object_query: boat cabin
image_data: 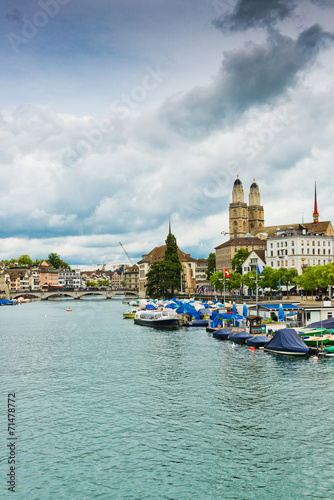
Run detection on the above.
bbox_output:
[246,315,263,335]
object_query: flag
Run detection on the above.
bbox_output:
[256,263,264,274]
[224,268,231,278]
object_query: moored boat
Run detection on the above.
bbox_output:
[228,331,253,345]
[264,328,309,356]
[123,308,138,319]
[212,328,232,340]
[302,336,330,347]
[246,335,270,348]
[185,319,209,327]
[134,310,179,329]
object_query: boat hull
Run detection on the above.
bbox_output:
[264,348,308,356]
[134,318,179,329]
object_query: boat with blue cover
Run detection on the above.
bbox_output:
[212,328,232,340]
[246,335,270,348]
[264,328,309,356]
[228,331,253,344]
[185,319,209,327]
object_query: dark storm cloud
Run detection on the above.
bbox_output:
[6,8,24,23]
[213,0,296,33]
[159,25,334,137]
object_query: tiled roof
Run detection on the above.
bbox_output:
[252,221,333,237]
[215,237,264,250]
[141,245,196,263]
[252,249,266,262]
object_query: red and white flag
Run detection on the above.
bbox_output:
[224,268,231,278]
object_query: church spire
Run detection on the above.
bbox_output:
[313,180,319,225]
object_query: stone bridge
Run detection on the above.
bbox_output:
[10,289,139,300]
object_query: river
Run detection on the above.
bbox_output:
[1,298,334,499]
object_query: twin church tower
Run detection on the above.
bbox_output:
[229,176,264,239]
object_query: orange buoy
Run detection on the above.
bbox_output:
[67,308,72,311]
[313,356,318,361]
[250,346,255,351]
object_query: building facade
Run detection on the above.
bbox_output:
[124,265,139,290]
[242,250,266,275]
[58,269,81,288]
[266,226,334,274]
[215,237,266,272]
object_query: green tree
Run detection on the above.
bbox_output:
[145,232,182,298]
[145,261,170,298]
[47,253,70,270]
[260,267,280,296]
[86,280,98,287]
[242,270,257,294]
[226,272,242,292]
[209,271,225,292]
[314,263,334,294]
[231,249,250,274]
[277,267,298,299]
[17,255,33,266]
[297,266,316,298]
[206,253,216,280]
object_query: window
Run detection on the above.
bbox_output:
[292,260,295,266]
[329,241,331,246]
[301,240,304,245]
[318,249,320,255]
[292,241,294,246]
[323,249,326,255]
[329,249,331,255]
[270,243,273,248]
[302,248,304,254]
[318,241,320,246]
[307,240,309,246]
[327,312,333,319]
[285,242,287,247]
[307,249,310,254]
[313,249,315,255]
[292,249,295,255]
[323,241,326,246]
[271,262,274,267]
[271,251,273,256]
[312,241,315,246]
[318,260,321,265]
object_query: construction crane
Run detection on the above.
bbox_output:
[119,242,134,266]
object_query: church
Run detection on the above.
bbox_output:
[229,176,264,238]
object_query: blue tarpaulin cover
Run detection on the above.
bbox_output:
[246,335,270,347]
[175,303,200,320]
[264,328,309,354]
[307,318,334,329]
[229,331,253,342]
[212,328,231,339]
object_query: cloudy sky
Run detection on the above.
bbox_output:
[1,0,334,266]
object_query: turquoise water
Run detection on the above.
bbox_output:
[1,299,334,499]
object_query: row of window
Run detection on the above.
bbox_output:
[271,240,331,248]
[272,248,331,256]
[270,259,329,267]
